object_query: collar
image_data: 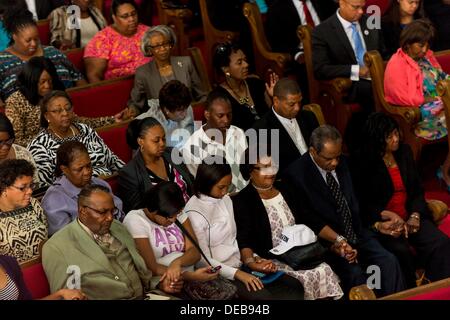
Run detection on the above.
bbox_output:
[336,8,358,30]
[272,107,297,126]
[77,218,95,240]
[198,193,223,204]
[55,176,100,200]
[200,125,237,145]
[309,152,336,178]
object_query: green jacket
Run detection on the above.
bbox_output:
[42,219,155,300]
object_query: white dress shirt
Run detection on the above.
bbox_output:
[181,125,248,191]
[336,9,367,81]
[185,194,241,280]
[25,0,38,20]
[273,108,308,155]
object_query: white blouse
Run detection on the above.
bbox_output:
[184,194,241,280]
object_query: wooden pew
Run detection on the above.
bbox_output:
[37,19,51,46]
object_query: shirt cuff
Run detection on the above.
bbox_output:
[351,65,360,81]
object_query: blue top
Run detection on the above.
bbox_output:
[0,21,10,51]
[41,176,125,236]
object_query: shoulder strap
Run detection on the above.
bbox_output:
[174,219,213,267]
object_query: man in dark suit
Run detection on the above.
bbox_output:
[252,78,319,178]
[283,125,406,296]
[266,0,337,58]
[312,0,386,152]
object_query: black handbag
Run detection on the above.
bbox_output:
[276,241,327,270]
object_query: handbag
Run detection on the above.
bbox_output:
[276,241,327,270]
[175,220,238,300]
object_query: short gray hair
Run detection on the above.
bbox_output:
[310,125,342,153]
[141,25,177,57]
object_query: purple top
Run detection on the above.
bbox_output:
[41,176,124,235]
[0,255,32,300]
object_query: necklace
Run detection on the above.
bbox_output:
[383,155,394,167]
[252,183,273,191]
[226,79,250,105]
[50,125,76,140]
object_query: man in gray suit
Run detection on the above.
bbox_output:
[42,184,182,300]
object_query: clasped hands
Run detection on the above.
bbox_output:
[378,210,420,238]
[331,240,358,264]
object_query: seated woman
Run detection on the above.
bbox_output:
[212,42,277,131]
[41,141,124,236]
[123,181,218,298]
[136,80,194,148]
[0,9,86,101]
[384,19,449,141]
[232,146,343,300]
[27,90,125,188]
[382,0,425,57]
[353,112,450,288]
[0,113,38,182]
[0,159,47,264]
[0,254,87,300]
[5,56,117,147]
[186,159,307,299]
[127,24,206,117]
[84,0,150,83]
[49,0,108,50]
[118,117,193,213]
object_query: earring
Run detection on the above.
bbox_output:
[225,72,231,77]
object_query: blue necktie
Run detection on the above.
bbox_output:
[351,23,365,66]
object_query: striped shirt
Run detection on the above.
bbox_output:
[0,273,20,300]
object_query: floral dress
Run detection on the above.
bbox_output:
[415,58,450,140]
[263,193,344,300]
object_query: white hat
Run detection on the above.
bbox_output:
[270,224,317,255]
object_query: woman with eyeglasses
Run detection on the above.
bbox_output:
[212,42,278,131]
[84,0,150,83]
[5,56,118,147]
[185,159,306,299]
[27,90,125,188]
[126,24,206,117]
[0,113,38,183]
[123,181,218,297]
[0,159,47,264]
[232,146,343,300]
[41,141,124,236]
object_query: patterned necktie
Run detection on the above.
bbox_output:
[350,22,366,66]
[299,0,315,27]
[326,172,358,244]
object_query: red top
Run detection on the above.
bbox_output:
[385,166,408,219]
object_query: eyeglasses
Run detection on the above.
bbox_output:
[47,106,73,114]
[0,137,15,148]
[117,10,137,19]
[84,205,119,217]
[10,182,36,192]
[146,41,172,51]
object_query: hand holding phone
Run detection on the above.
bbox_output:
[207,265,222,273]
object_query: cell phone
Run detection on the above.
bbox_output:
[207,265,222,273]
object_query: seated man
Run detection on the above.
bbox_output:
[136,80,194,148]
[181,90,247,192]
[42,184,182,300]
[283,125,407,296]
[252,78,319,178]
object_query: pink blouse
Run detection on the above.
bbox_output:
[84,24,151,80]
